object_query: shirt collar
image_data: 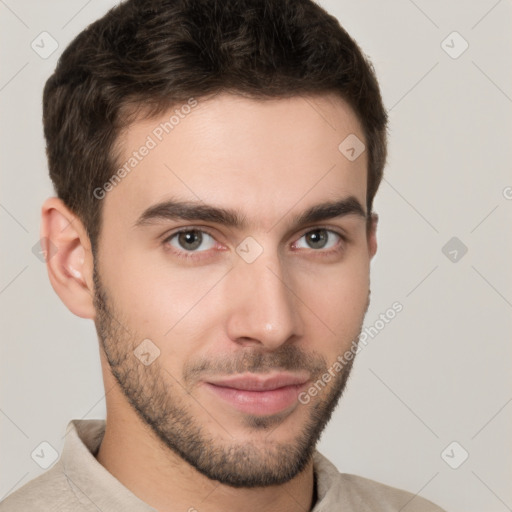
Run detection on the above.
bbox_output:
[61,419,156,511]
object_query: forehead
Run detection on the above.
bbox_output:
[103,92,368,233]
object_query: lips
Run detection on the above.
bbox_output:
[203,372,310,416]
[206,372,310,391]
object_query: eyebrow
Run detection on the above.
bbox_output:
[133,195,367,232]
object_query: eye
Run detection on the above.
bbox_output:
[164,229,216,254]
[162,226,345,262]
[293,228,342,251]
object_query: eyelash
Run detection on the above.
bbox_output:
[161,226,347,262]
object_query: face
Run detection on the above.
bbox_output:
[92,92,376,487]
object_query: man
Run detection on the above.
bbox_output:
[0,0,446,510]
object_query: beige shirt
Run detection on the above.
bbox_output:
[0,419,446,511]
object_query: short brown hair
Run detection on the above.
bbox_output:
[43,0,388,254]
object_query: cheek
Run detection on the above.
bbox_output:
[103,244,212,321]
[297,256,370,350]
[101,251,224,365]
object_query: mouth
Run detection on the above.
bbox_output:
[203,372,310,416]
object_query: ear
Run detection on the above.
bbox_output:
[367,212,378,259]
[40,197,96,319]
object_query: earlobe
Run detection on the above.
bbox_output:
[40,197,96,319]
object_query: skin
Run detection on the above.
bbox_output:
[41,92,378,512]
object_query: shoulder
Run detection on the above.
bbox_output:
[337,473,446,511]
[0,461,82,512]
[313,451,446,512]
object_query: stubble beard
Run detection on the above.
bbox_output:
[92,260,368,488]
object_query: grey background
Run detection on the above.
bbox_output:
[1,1,511,510]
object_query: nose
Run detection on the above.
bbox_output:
[225,247,303,350]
